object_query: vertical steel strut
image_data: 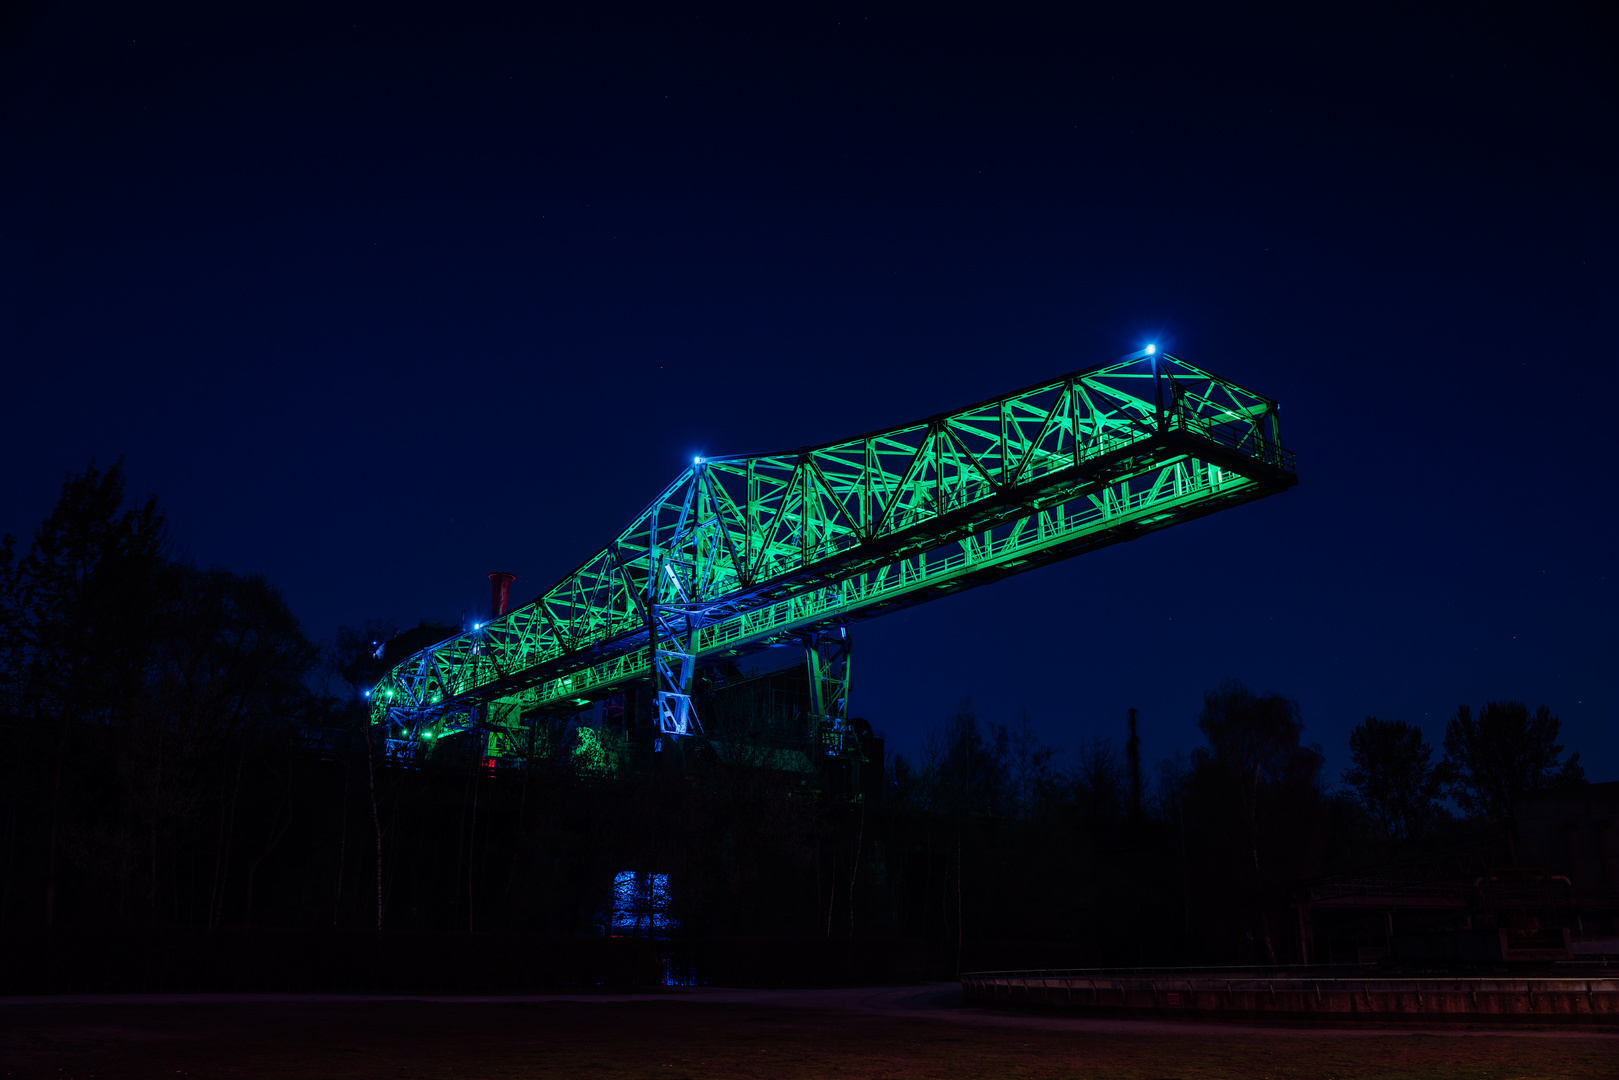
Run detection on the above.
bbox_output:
[802,624,852,754]
[652,605,701,738]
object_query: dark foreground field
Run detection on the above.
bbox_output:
[3,986,1616,1079]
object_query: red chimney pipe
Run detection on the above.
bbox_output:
[488,571,516,619]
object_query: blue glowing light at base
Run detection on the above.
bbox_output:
[609,870,677,938]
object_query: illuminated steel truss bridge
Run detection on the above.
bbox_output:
[369,350,1296,760]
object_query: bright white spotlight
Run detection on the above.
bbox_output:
[694,456,703,464]
[1145,344,1156,355]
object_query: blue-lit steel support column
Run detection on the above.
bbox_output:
[803,624,852,754]
[652,605,701,738]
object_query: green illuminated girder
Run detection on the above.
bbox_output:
[371,352,1295,741]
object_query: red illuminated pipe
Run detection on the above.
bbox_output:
[488,571,516,619]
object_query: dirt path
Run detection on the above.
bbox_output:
[3,986,1615,1079]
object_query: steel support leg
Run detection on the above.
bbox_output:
[802,623,852,754]
[652,605,701,738]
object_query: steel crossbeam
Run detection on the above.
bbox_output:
[369,352,1296,746]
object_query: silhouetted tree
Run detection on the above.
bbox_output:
[1006,709,1059,821]
[327,618,400,930]
[1187,679,1324,964]
[0,462,329,929]
[163,566,318,927]
[917,701,1009,817]
[327,619,399,699]
[1341,717,1444,843]
[1071,738,1125,825]
[1441,701,1584,822]
[0,460,165,924]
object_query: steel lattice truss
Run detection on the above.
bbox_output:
[371,352,1296,748]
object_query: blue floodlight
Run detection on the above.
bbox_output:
[1145,344,1156,355]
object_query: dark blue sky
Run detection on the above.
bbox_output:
[2,1,1614,782]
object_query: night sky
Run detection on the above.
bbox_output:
[3,2,1614,782]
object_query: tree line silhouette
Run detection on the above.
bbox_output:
[0,463,1589,973]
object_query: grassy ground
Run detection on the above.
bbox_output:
[2,996,1615,1079]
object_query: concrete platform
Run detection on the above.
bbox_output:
[961,968,1619,1026]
